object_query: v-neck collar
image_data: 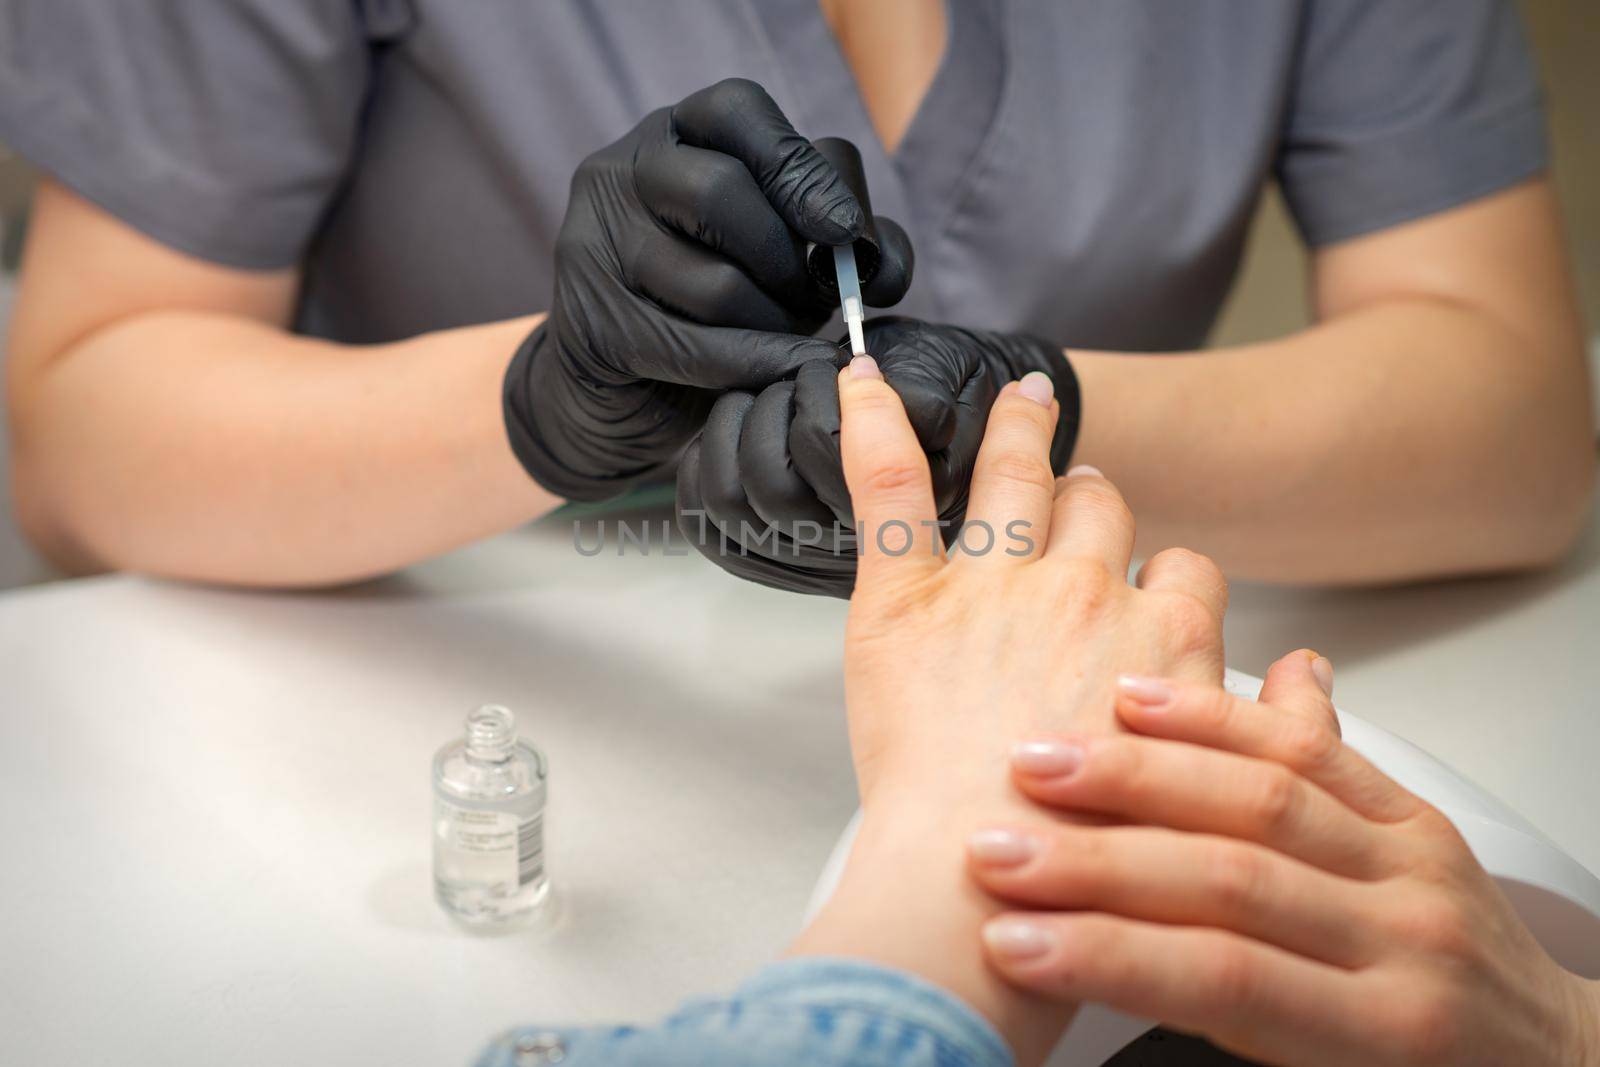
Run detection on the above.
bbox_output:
[743,0,1009,241]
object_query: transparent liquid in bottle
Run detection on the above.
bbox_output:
[432,705,549,925]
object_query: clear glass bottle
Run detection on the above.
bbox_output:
[432,704,549,925]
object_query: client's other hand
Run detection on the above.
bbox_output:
[675,318,1080,597]
[970,656,1600,1067]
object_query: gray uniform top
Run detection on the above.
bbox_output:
[0,1,1546,353]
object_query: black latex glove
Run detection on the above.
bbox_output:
[503,78,914,501]
[675,317,1080,597]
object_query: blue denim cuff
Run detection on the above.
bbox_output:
[477,958,1013,1067]
[728,957,1013,1067]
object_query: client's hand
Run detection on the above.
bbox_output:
[789,355,1229,1065]
[969,654,1600,1067]
[837,365,1215,806]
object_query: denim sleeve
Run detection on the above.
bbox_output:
[474,958,1013,1067]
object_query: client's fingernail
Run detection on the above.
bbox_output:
[1116,675,1173,708]
[983,918,1058,961]
[1017,371,1054,406]
[1011,739,1083,778]
[848,355,881,380]
[1065,464,1103,479]
[1311,655,1335,697]
[968,829,1037,868]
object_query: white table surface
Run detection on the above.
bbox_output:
[1,500,1597,1065]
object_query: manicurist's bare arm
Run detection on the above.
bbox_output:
[5,181,559,585]
[1072,179,1596,584]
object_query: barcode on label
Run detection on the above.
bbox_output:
[517,813,544,887]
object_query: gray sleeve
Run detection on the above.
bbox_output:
[1276,0,1548,248]
[0,0,379,269]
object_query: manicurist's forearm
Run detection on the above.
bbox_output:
[9,312,558,585]
[1071,296,1595,583]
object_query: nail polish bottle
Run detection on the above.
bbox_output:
[432,705,549,925]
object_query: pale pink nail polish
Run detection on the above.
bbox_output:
[1017,371,1054,406]
[1011,740,1083,778]
[1065,464,1103,479]
[848,354,881,380]
[983,919,1058,960]
[1117,675,1173,708]
[1312,656,1335,697]
[968,829,1037,868]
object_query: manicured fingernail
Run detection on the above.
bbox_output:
[1311,656,1335,697]
[1017,371,1054,406]
[1117,675,1173,708]
[848,355,881,380]
[983,918,1058,960]
[1065,464,1103,479]
[1011,739,1083,778]
[968,829,1038,868]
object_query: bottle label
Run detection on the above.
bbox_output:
[516,812,545,887]
[436,801,544,891]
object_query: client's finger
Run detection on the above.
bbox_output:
[959,374,1060,564]
[1112,675,1423,824]
[838,358,942,585]
[981,913,1374,1067]
[1257,649,1341,737]
[967,823,1376,967]
[1008,733,1393,879]
[1044,466,1135,571]
[1136,547,1228,635]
